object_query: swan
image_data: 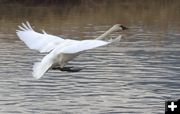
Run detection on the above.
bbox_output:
[16,22,127,79]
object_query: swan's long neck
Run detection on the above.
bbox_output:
[96,27,115,40]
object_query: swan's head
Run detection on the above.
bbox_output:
[111,24,128,31]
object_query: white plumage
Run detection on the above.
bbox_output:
[16,22,123,79]
[17,22,65,53]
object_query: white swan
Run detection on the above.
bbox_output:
[16,22,127,79]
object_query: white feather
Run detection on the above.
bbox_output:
[26,21,33,30]
[55,40,109,54]
[32,53,55,79]
[16,22,65,53]
[42,30,47,34]
[18,26,26,31]
[22,23,29,30]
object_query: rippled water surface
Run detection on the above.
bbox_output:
[0,1,180,114]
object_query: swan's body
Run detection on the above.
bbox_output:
[16,22,126,79]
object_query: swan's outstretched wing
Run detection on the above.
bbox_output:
[58,34,122,54]
[54,40,110,54]
[16,22,65,53]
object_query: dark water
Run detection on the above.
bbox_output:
[0,1,180,114]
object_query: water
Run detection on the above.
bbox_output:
[0,1,180,113]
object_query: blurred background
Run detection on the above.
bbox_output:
[0,0,180,34]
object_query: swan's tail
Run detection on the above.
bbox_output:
[32,53,54,79]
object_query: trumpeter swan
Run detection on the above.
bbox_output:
[16,22,127,79]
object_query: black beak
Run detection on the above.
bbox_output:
[120,25,128,30]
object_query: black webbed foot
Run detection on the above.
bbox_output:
[52,66,82,72]
[52,66,61,70]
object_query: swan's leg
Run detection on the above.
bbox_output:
[52,66,82,72]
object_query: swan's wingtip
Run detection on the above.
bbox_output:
[17,21,33,32]
[42,30,47,34]
[26,21,33,30]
